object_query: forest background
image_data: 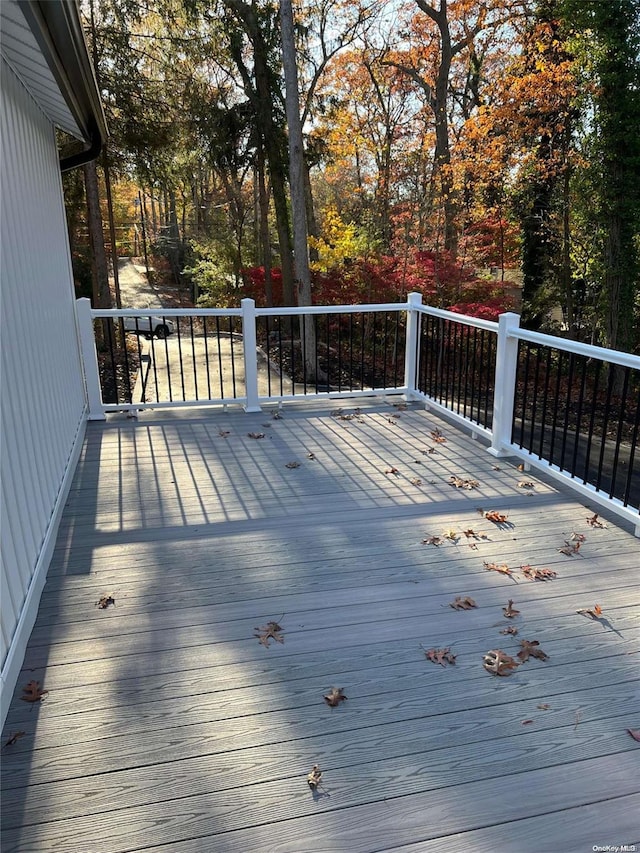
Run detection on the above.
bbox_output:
[63,0,640,353]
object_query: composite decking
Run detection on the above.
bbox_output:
[1,398,639,853]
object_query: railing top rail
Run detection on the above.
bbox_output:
[255,302,408,317]
[415,304,499,333]
[90,308,243,318]
[512,327,640,370]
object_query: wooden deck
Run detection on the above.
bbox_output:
[2,398,639,853]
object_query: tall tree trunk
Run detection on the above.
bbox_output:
[257,147,273,307]
[84,159,111,309]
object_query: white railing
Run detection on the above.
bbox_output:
[76,295,640,532]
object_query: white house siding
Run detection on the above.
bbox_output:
[1,58,87,723]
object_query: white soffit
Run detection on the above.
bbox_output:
[0,0,83,138]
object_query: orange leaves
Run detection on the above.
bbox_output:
[448,476,480,490]
[324,687,347,707]
[483,561,512,576]
[254,620,285,647]
[449,596,477,610]
[521,565,556,581]
[423,647,457,667]
[502,599,520,618]
[482,649,519,676]
[430,429,446,443]
[576,604,603,619]
[21,681,48,703]
[422,535,443,546]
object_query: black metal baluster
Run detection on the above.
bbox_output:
[622,383,640,507]
[548,350,563,466]
[105,318,117,404]
[228,316,237,398]
[174,317,186,400]
[326,311,331,390]
[337,313,343,393]
[371,312,377,389]
[163,316,173,402]
[289,315,296,395]
[382,312,389,391]
[120,318,133,404]
[277,318,284,396]
[149,325,160,402]
[462,324,471,419]
[314,314,319,393]
[189,317,198,400]
[203,317,212,399]
[595,363,615,492]
[538,348,552,459]
[570,356,587,480]
[349,313,354,391]
[528,345,542,453]
[609,366,630,499]
[583,359,601,484]
[215,317,224,398]
[133,319,146,402]
[360,313,365,390]
[265,317,272,398]
[518,342,531,449]
[558,352,576,472]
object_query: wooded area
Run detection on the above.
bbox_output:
[65,0,640,352]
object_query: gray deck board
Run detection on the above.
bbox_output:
[2,399,639,853]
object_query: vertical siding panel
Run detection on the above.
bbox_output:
[1,58,87,694]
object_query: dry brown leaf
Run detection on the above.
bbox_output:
[324,687,347,707]
[409,477,423,486]
[517,639,549,662]
[463,529,488,540]
[626,729,640,742]
[517,480,535,489]
[285,461,300,469]
[96,595,115,609]
[422,446,437,455]
[499,626,519,635]
[484,510,509,524]
[247,432,265,439]
[483,649,519,676]
[559,540,581,556]
[21,681,48,703]
[306,452,316,460]
[484,561,512,576]
[385,467,399,475]
[576,604,603,619]
[449,596,477,610]
[3,731,26,748]
[521,719,534,725]
[537,703,551,710]
[430,429,446,443]
[517,463,525,471]
[307,764,323,789]
[444,529,460,543]
[502,599,520,618]
[422,535,443,546]
[423,647,457,666]
[521,565,557,581]
[448,476,480,489]
[254,620,285,647]
[571,532,587,543]
[492,465,501,470]
[586,513,606,528]
[218,429,230,437]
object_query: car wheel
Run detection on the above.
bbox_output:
[155,324,170,339]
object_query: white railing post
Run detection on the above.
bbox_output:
[241,298,261,412]
[75,298,106,420]
[489,311,520,456]
[404,291,423,398]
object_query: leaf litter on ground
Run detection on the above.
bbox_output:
[96,595,115,609]
[448,476,480,489]
[21,681,48,703]
[483,649,519,676]
[422,646,457,667]
[323,687,347,707]
[449,596,477,610]
[502,599,520,618]
[576,604,603,619]
[307,764,323,789]
[521,565,557,581]
[517,640,549,662]
[254,619,285,647]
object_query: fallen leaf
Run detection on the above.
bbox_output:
[484,510,509,524]
[285,461,301,469]
[626,729,640,742]
[586,513,606,528]
[21,681,48,703]
[537,703,551,710]
[559,540,581,556]
[218,429,230,437]
[393,402,407,410]
[306,452,316,460]
[421,446,437,455]
[448,476,480,489]
[502,599,520,618]
[499,626,519,635]
[307,764,323,789]
[521,565,557,581]
[96,595,115,609]
[430,429,446,443]
[422,535,443,546]
[2,731,26,748]
[409,477,423,486]
[491,465,501,470]
[272,411,283,419]
[444,529,460,543]
[517,639,549,662]
[385,467,399,475]
[254,620,285,647]
[482,649,519,676]
[423,647,457,666]
[517,480,535,489]
[576,604,603,619]
[571,532,587,543]
[463,529,488,540]
[521,719,534,725]
[324,687,347,707]
[247,432,265,439]
[484,561,512,576]
[517,463,525,471]
[449,596,477,610]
